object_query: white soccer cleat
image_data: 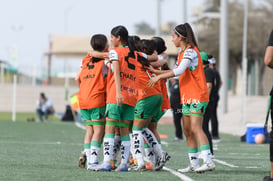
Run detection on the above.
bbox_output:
[115,164,128,172]
[129,164,146,171]
[195,162,215,173]
[177,165,200,173]
[87,162,99,171]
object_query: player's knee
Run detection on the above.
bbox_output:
[183,127,193,137]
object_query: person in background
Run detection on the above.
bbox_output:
[169,77,183,142]
[36,92,54,122]
[201,52,215,156]
[263,29,273,181]
[208,55,222,141]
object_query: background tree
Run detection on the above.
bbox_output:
[161,21,176,35]
[134,22,155,35]
[195,0,273,95]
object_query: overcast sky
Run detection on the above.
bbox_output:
[0,0,207,76]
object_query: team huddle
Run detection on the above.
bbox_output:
[75,23,216,173]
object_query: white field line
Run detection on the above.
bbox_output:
[161,141,169,146]
[214,159,239,168]
[163,167,195,181]
[75,122,86,130]
[245,166,258,169]
[0,140,82,146]
[143,156,194,181]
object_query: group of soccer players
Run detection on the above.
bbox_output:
[75,23,215,173]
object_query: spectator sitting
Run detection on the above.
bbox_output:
[36,92,54,122]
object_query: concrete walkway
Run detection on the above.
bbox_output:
[162,93,270,136]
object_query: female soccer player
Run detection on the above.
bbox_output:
[97,25,137,172]
[76,34,108,170]
[131,39,170,171]
[147,23,215,173]
[140,37,171,170]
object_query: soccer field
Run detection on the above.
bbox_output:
[0,118,270,181]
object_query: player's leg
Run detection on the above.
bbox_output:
[87,107,105,170]
[131,118,150,170]
[97,103,118,171]
[78,109,93,168]
[116,120,131,171]
[189,103,215,172]
[178,114,199,173]
[113,127,121,166]
[115,104,134,171]
[147,115,171,170]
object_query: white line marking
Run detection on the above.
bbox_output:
[163,167,195,181]
[75,122,86,130]
[161,141,169,146]
[0,140,82,146]
[245,166,258,169]
[214,159,239,168]
[144,157,194,181]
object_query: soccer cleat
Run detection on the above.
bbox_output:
[177,165,200,173]
[110,160,116,169]
[145,161,154,170]
[87,162,99,171]
[95,162,112,171]
[129,157,134,165]
[129,164,146,171]
[78,151,87,168]
[154,152,171,171]
[133,159,138,166]
[115,164,128,172]
[195,162,215,173]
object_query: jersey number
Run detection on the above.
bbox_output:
[87,60,94,70]
[124,56,135,70]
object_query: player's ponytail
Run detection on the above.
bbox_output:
[128,35,141,58]
[137,39,156,70]
[174,23,198,49]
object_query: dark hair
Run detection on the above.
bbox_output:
[40,92,46,100]
[90,34,107,52]
[136,39,157,70]
[152,37,167,54]
[127,36,150,70]
[208,54,213,59]
[90,34,107,63]
[128,35,141,58]
[174,23,198,49]
[111,25,128,45]
[139,39,156,55]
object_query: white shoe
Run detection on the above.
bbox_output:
[177,165,200,173]
[87,162,99,171]
[212,139,221,143]
[195,162,215,173]
[115,164,128,172]
[129,164,146,171]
